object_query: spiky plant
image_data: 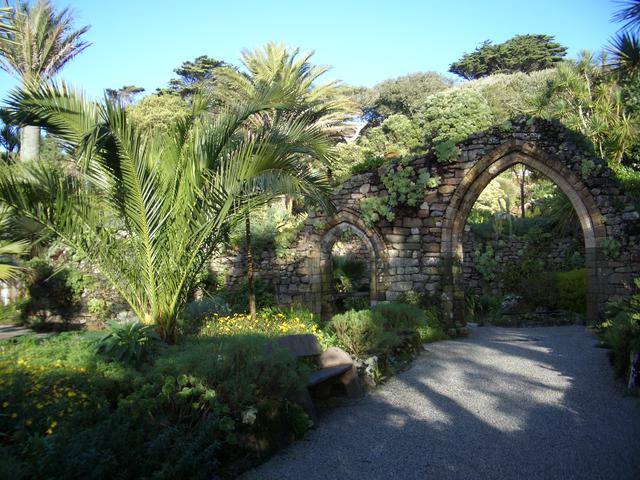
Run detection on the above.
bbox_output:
[613,0,640,33]
[0,81,334,342]
[216,43,355,316]
[0,239,27,281]
[0,0,90,161]
[609,31,640,81]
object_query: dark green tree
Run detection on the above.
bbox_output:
[105,85,145,107]
[158,55,228,98]
[449,34,567,80]
[353,72,453,125]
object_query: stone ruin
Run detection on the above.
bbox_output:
[221,117,640,327]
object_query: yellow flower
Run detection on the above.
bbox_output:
[26,419,32,426]
[2,401,8,408]
[10,412,17,419]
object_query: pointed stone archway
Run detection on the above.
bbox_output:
[440,141,607,325]
[274,118,640,327]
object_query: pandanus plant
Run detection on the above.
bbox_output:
[0,81,335,342]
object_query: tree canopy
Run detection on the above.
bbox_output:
[158,55,228,98]
[352,72,453,125]
[449,34,567,80]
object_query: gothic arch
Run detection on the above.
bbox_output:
[440,141,607,325]
[317,209,388,318]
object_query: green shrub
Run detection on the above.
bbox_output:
[433,140,459,163]
[474,244,498,281]
[418,307,448,343]
[87,298,110,321]
[219,277,275,313]
[350,156,385,174]
[553,269,586,313]
[95,321,161,365]
[371,302,424,331]
[478,294,501,316]
[21,258,77,323]
[602,311,640,378]
[329,310,398,357]
[180,295,232,334]
[332,255,367,293]
[602,238,621,259]
[0,332,312,479]
[155,335,308,409]
[342,296,371,311]
[464,288,479,321]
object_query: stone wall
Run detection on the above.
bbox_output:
[214,117,640,325]
[461,230,585,295]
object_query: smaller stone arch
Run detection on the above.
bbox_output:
[317,210,388,319]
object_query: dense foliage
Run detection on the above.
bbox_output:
[449,34,567,80]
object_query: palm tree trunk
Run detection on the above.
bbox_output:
[20,125,40,162]
[519,166,526,219]
[245,212,257,320]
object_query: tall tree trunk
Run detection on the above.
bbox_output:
[519,165,526,219]
[245,212,257,320]
[284,195,294,214]
[20,125,40,162]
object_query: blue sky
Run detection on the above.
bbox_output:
[0,0,626,98]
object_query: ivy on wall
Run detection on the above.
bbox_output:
[360,157,440,226]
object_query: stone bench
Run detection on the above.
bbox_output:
[275,333,363,423]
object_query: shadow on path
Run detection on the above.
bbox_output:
[245,326,640,480]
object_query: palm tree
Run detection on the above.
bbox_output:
[0,81,334,342]
[613,0,640,33]
[0,0,90,161]
[537,51,634,163]
[0,240,27,281]
[608,32,640,81]
[216,43,356,317]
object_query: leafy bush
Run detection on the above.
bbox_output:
[0,331,312,479]
[371,302,425,331]
[464,288,479,321]
[478,294,502,316]
[332,255,367,293]
[474,244,498,281]
[219,277,275,313]
[602,238,621,259]
[342,296,371,311]
[180,295,232,334]
[20,258,78,323]
[602,311,640,378]
[154,335,309,410]
[87,298,111,322]
[95,321,161,365]
[350,156,385,175]
[601,278,640,378]
[418,307,448,343]
[419,88,494,148]
[433,140,460,163]
[329,310,398,357]
[554,269,587,313]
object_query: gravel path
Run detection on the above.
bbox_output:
[0,324,33,340]
[245,326,640,480]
